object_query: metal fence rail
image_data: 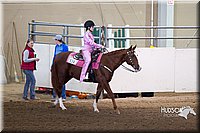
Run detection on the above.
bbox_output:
[106,37,199,40]
[28,20,199,47]
[28,20,102,44]
[105,25,199,48]
[105,25,199,40]
[29,21,83,27]
[107,26,199,29]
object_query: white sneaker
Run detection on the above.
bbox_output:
[31,96,40,100]
[62,98,66,102]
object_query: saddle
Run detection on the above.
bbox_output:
[74,49,102,62]
[74,48,102,83]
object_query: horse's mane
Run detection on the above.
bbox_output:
[105,49,127,56]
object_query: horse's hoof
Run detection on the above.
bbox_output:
[61,108,67,110]
[115,109,120,115]
[117,111,120,115]
[94,109,100,113]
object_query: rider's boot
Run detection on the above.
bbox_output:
[83,73,91,82]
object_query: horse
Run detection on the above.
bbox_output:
[51,45,141,114]
[178,106,196,119]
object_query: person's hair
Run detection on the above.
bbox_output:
[56,39,65,44]
[23,38,33,50]
[26,38,33,45]
[86,27,90,31]
[61,40,66,44]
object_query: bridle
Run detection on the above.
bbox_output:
[100,48,140,73]
[121,50,140,73]
[100,26,140,73]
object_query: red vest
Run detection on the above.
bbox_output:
[21,46,36,70]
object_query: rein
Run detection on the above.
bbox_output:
[100,48,139,73]
[121,64,139,73]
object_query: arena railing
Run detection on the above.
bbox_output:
[28,20,199,48]
[28,20,102,45]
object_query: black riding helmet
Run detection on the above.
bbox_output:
[84,20,95,31]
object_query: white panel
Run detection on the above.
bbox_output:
[66,79,97,94]
[49,45,55,88]
[0,55,7,84]
[175,49,198,92]
[110,48,175,93]
[34,44,198,93]
[34,43,51,88]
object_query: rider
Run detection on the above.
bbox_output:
[80,20,104,82]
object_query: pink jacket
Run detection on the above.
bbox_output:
[83,31,102,52]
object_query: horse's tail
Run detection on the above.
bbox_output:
[51,60,60,93]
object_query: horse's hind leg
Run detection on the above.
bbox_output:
[93,84,103,112]
[55,85,67,110]
[58,97,66,110]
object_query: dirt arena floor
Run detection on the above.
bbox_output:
[1,83,200,133]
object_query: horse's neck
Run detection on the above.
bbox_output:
[105,49,127,71]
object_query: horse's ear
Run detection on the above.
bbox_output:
[129,45,132,51]
[132,45,137,50]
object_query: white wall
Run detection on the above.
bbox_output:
[175,49,198,92]
[34,44,198,93]
[110,47,175,93]
[34,44,51,88]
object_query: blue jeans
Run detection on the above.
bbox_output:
[23,70,36,99]
[52,85,66,99]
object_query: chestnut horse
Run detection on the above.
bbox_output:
[51,45,141,114]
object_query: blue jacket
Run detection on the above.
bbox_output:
[53,43,68,61]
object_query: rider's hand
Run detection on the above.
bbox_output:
[35,58,40,62]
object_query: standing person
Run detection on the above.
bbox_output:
[80,20,104,82]
[21,39,40,100]
[52,34,68,101]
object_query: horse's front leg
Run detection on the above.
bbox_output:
[97,72,120,114]
[103,82,120,114]
[93,84,103,113]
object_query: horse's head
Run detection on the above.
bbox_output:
[125,45,141,72]
[188,106,196,116]
[180,106,196,116]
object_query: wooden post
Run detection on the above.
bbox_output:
[13,21,23,80]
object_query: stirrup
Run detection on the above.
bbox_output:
[83,79,92,82]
